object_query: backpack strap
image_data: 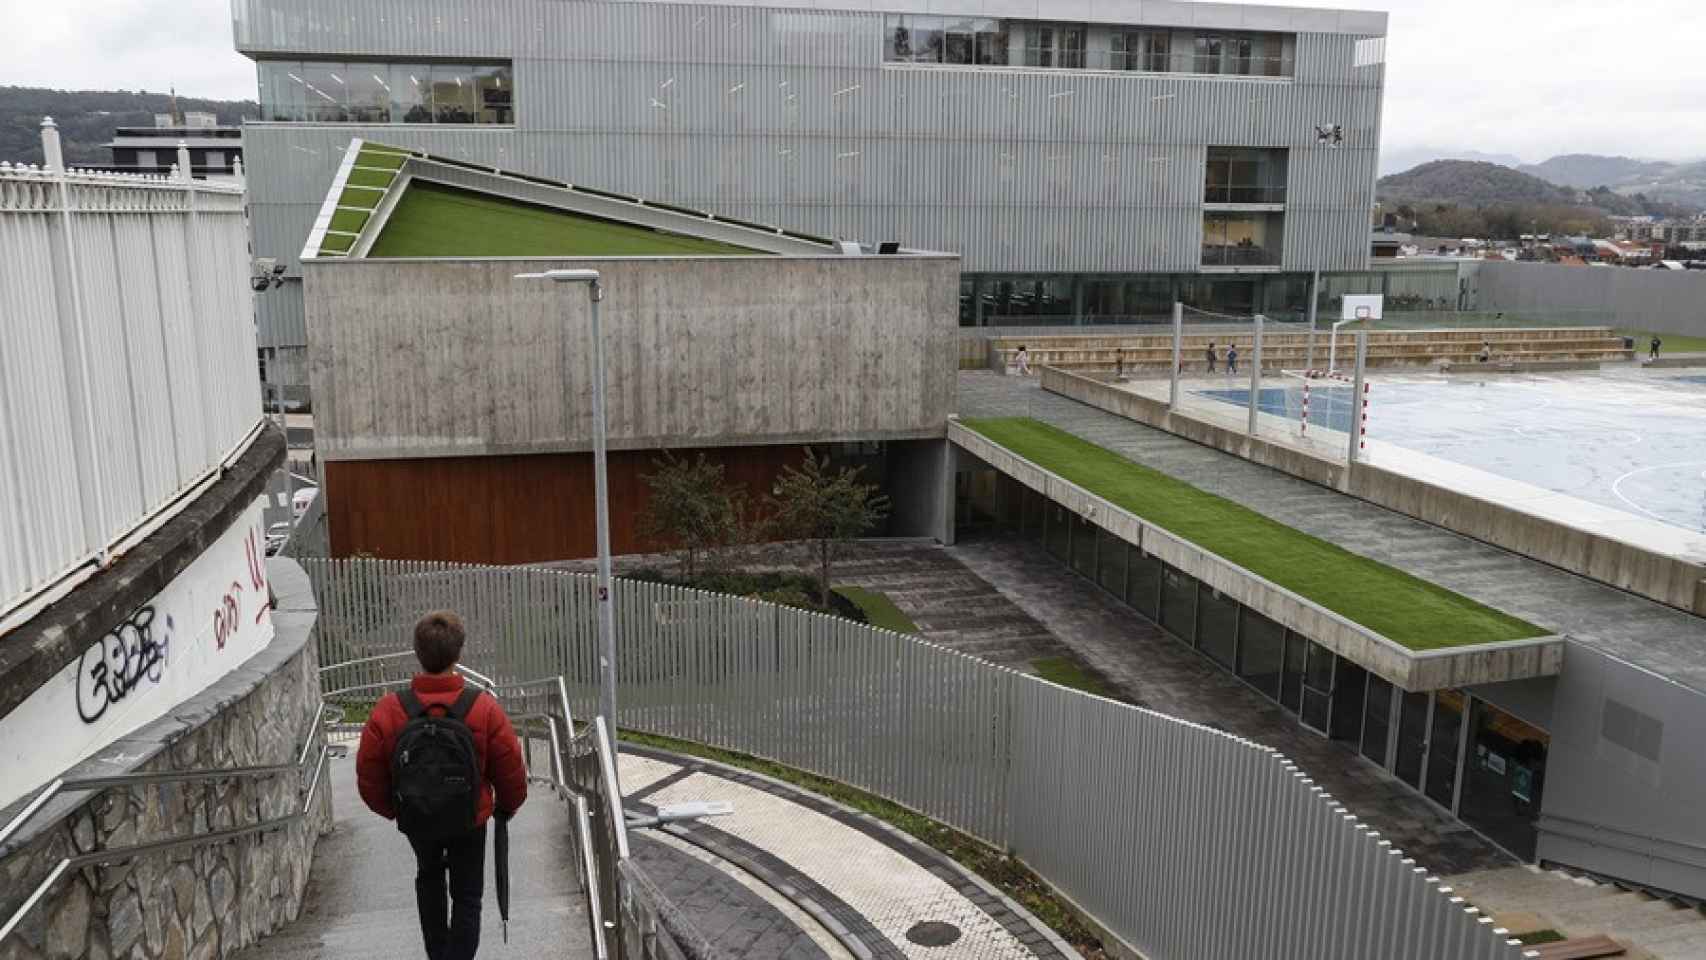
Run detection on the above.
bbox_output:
[398,688,427,720]
[447,686,482,722]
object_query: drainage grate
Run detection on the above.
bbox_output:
[905,921,963,947]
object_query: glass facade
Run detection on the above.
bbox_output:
[1460,700,1549,860]
[956,467,1552,862]
[1195,584,1238,671]
[959,272,1313,326]
[257,60,514,123]
[884,17,1295,77]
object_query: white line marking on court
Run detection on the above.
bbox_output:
[1610,460,1706,525]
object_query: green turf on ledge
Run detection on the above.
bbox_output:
[367,181,768,258]
[960,417,1547,651]
[834,586,918,634]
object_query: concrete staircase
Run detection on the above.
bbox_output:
[984,327,1634,374]
[1449,865,1706,960]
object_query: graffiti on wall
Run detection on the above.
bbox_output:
[1,500,276,810]
[75,607,174,724]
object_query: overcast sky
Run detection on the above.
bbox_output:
[4,0,1704,166]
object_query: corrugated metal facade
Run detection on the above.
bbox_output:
[234,0,1386,354]
[0,164,262,616]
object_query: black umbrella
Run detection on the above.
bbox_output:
[494,814,511,943]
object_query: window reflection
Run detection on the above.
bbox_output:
[882,17,1292,77]
[256,60,515,124]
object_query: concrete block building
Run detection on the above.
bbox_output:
[233,0,1387,394]
[298,140,958,561]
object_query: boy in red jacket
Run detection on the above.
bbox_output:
[357,611,528,960]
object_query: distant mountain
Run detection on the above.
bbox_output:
[1377,160,1574,207]
[0,86,258,167]
[1379,146,1524,177]
[1519,155,1673,189]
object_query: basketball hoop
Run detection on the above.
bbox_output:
[1354,306,1372,321]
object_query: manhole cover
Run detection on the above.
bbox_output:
[905,921,962,947]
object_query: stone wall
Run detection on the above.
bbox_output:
[0,560,327,960]
[615,860,722,960]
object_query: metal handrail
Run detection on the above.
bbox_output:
[1,720,331,945]
[0,703,327,853]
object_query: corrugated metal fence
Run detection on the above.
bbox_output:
[305,557,1529,960]
[0,128,262,621]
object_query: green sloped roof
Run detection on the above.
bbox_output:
[368,182,767,258]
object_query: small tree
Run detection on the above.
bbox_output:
[768,448,890,608]
[638,452,746,580]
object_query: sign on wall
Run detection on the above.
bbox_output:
[0,499,276,810]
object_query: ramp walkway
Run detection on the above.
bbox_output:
[232,750,591,960]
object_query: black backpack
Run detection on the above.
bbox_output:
[391,687,483,839]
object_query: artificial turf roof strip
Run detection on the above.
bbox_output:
[959,417,1548,651]
[367,181,768,258]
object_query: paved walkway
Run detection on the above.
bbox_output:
[234,752,591,960]
[960,371,1706,691]
[1450,865,1706,960]
[620,747,1076,960]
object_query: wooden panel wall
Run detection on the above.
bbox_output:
[323,445,804,563]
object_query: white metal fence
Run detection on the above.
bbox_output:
[304,558,1532,960]
[0,121,262,623]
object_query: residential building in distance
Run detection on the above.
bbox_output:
[232,0,1387,393]
[96,111,245,182]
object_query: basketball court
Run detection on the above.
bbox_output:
[1195,369,1706,547]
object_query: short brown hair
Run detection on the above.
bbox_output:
[414,611,465,674]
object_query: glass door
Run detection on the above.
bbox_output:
[1299,641,1334,735]
[1425,690,1467,810]
[1394,691,1430,788]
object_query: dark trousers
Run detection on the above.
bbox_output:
[407,824,487,960]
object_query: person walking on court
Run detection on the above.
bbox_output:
[1478,340,1492,363]
[1014,344,1031,376]
[1204,342,1218,374]
[357,611,528,960]
[1650,336,1662,361]
[1226,344,1239,375]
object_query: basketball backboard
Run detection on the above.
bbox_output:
[1342,294,1383,322]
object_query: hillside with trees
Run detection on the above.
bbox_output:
[0,86,257,167]
[1377,159,1699,241]
[1519,154,1673,190]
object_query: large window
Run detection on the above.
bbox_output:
[1205,147,1289,204]
[1459,699,1549,860]
[1159,565,1197,640]
[1195,583,1239,670]
[884,17,1292,77]
[1203,213,1284,267]
[1110,30,1170,72]
[257,60,515,124]
[1024,24,1086,69]
[1236,608,1284,700]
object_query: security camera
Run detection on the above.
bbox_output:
[252,276,271,292]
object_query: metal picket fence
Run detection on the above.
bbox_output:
[303,558,1530,960]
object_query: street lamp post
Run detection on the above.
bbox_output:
[515,269,617,752]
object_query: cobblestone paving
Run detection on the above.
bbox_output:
[622,749,1074,960]
[958,370,1706,691]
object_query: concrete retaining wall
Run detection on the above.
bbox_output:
[302,256,960,461]
[0,559,327,960]
[948,420,1563,691]
[1478,260,1706,339]
[1042,366,1706,616]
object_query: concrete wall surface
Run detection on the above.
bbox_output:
[1478,260,1706,339]
[303,256,959,459]
[1042,366,1706,615]
[884,439,955,543]
[1537,643,1706,899]
[0,559,328,960]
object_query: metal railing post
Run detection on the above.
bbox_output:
[1349,331,1368,464]
[1169,301,1183,409]
[1247,314,1264,435]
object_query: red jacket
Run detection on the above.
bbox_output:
[356,672,528,828]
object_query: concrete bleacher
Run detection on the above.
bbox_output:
[984,327,1635,374]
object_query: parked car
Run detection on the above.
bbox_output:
[264,521,292,557]
[291,487,319,521]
